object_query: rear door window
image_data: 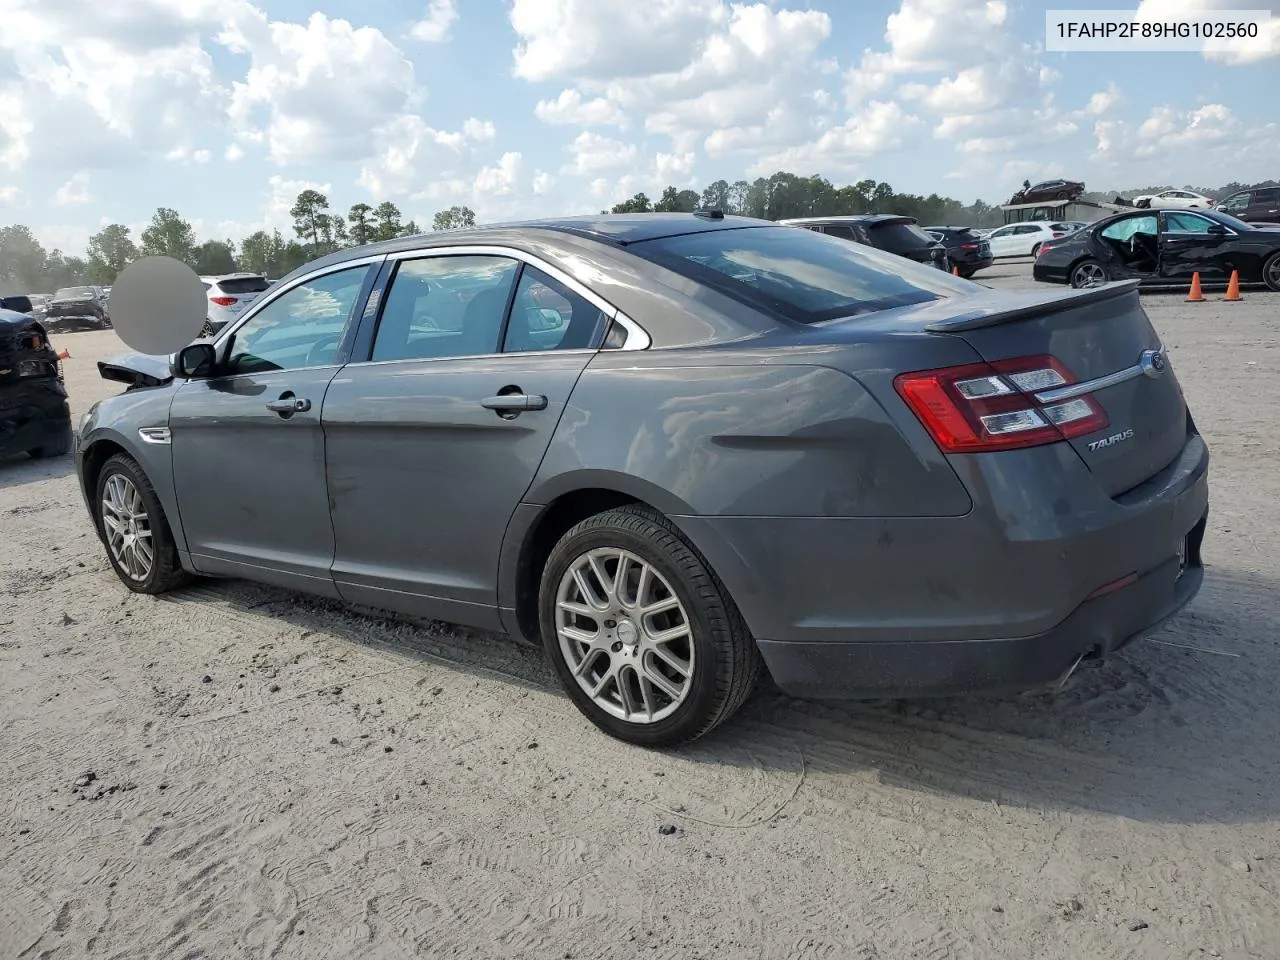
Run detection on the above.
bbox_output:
[628,225,969,325]
[502,265,607,354]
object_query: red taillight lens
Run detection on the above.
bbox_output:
[894,355,1109,453]
[210,296,237,307]
[1052,231,1065,237]
[961,242,978,250]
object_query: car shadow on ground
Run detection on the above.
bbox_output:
[0,451,75,492]
[164,559,1278,828]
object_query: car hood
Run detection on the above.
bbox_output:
[97,351,175,389]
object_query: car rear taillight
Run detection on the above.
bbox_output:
[961,242,978,250]
[1036,243,1053,257]
[894,355,1109,453]
[210,296,238,306]
[1052,231,1065,238]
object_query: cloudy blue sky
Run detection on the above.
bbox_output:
[2,0,1277,255]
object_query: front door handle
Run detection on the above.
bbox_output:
[266,396,311,414]
[481,394,548,412]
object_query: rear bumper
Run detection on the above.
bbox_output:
[676,432,1210,699]
[757,514,1205,699]
[1032,262,1069,284]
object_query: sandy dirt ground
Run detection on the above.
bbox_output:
[2,261,1278,960]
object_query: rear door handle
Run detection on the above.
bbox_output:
[481,394,548,412]
[266,397,311,413]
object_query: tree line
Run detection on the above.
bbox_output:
[3,172,1274,296]
[0,192,478,295]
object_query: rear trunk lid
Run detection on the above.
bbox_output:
[214,276,271,314]
[924,280,1188,497]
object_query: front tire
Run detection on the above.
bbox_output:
[539,505,761,747]
[95,453,189,594]
[1263,252,1280,292]
[1070,259,1109,288]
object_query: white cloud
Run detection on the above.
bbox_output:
[655,151,697,182]
[509,0,725,82]
[225,143,246,162]
[356,114,502,198]
[217,10,420,165]
[53,172,93,206]
[1083,83,1122,117]
[0,186,25,207]
[0,2,227,172]
[1090,103,1280,184]
[474,152,523,198]
[409,0,458,43]
[563,132,638,176]
[534,90,626,127]
[747,101,923,177]
[511,1,834,160]
[1135,0,1280,64]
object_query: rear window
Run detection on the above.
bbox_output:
[55,286,95,298]
[867,222,936,254]
[217,276,271,295]
[628,226,970,325]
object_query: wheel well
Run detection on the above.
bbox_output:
[514,488,642,642]
[80,439,128,515]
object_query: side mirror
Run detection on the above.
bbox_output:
[1206,223,1228,236]
[173,342,216,380]
[0,295,33,314]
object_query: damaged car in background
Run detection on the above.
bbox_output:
[0,295,73,462]
[75,212,1209,748]
[43,285,110,333]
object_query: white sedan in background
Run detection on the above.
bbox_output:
[983,221,1078,258]
[1133,189,1216,210]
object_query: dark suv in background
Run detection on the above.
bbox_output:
[1214,186,1280,224]
[779,215,949,270]
[923,225,994,278]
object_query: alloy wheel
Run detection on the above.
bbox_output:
[1072,262,1107,288]
[1265,255,1280,291]
[101,473,154,581]
[555,547,695,725]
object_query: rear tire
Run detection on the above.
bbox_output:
[538,505,761,748]
[957,267,976,280]
[1030,242,1042,258]
[1263,252,1280,292]
[94,453,190,595]
[1070,259,1109,288]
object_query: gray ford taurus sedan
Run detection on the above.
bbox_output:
[74,212,1209,747]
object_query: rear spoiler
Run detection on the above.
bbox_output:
[924,279,1141,333]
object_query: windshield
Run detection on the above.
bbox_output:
[628,225,972,325]
[1213,211,1255,232]
[55,286,95,299]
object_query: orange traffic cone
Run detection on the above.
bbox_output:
[1186,272,1204,302]
[57,348,71,360]
[1224,269,1242,302]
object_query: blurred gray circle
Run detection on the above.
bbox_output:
[109,256,207,356]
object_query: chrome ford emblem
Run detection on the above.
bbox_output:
[1140,349,1166,378]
